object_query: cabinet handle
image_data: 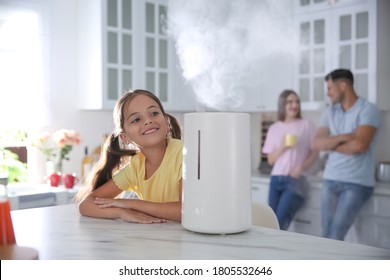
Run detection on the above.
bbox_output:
[294,218,311,224]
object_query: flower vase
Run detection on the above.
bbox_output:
[46,161,55,176]
[54,160,63,174]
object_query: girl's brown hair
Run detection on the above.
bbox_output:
[277,89,302,121]
[75,89,182,202]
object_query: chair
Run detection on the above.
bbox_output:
[252,202,280,229]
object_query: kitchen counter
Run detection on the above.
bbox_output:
[10,204,390,260]
[251,171,390,196]
[6,183,79,210]
[251,171,390,249]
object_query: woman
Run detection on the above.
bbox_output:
[262,90,318,230]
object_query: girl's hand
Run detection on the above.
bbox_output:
[94,197,166,223]
[120,209,167,224]
[94,197,132,209]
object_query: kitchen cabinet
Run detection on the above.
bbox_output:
[353,194,390,249]
[78,0,196,111]
[253,173,390,249]
[289,183,390,249]
[293,8,331,110]
[235,16,294,112]
[288,186,322,236]
[292,0,390,111]
[233,55,294,112]
[251,175,270,205]
[78,0,130,109]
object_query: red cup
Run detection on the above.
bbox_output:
[48,173,61,187]
[62,173,78,189]
[0,200,16,245]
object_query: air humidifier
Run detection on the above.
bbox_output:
[182,112,252,234]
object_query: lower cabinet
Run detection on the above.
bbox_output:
[289,187,390,249]
[289,207,322,236]
[251,176,270,205]
[288,186,322,236]
[351,195,390,249]
[252,175,390,249]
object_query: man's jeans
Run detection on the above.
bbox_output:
[321,179,373,240]
[268,176,306,230]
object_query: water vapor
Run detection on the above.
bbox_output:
[167,0,297,110]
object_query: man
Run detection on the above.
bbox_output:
[314,69,381,241]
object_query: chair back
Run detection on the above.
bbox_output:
[252,202,280,230]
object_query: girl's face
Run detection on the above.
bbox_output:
[122,94,169,148]
[285,94,300,120]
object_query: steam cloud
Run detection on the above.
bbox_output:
[167,0,297,110]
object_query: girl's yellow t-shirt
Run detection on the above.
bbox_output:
[112,138,183,202]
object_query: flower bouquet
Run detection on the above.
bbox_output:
[33,129,82,174]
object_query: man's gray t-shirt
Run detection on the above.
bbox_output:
[319,98,381,187]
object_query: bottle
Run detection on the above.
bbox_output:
[0,184,16,245]
[91,145,102,165]
[81,147,93,184]
[91,134,108,165]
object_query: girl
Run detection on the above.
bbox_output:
[77,89,183,223]
[262,90,318,230]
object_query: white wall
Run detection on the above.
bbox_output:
[31,0,113,181]
[375,111,390,162]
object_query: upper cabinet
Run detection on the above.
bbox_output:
[78,0,130,110]
[293,8,331,110]
[293,0,390,111]
[78,0,196,111]
[78,0,389,112]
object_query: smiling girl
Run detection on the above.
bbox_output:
[262,90,318,230]
[77,89,183,223]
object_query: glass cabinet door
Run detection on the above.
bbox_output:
[105,0,134,103]
[144,1,169,102]
[334,8,369,99]
[295,13,330,106]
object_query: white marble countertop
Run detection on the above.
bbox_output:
[10,204,390,260]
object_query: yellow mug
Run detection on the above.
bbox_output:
[285,134,297,147]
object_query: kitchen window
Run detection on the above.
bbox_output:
[0,3,48,182]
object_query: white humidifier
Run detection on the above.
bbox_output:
[182,112,252,234]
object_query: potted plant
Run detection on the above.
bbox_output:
[0,130,28,184]
[0,148,28,184]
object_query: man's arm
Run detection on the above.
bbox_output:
[334,125,377,154]
[313,127,354,151]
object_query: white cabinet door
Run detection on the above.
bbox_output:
[292,0,390,111]
[289,207,322,236]
[289,186,322,235]
[356,195,390,249]
[332,1,390,111]
[78,0,196,111]
[293,10,332,110]
[251,177,270,205]
[331,4,371,100]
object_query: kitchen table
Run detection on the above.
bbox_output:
[10,204,390,260]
